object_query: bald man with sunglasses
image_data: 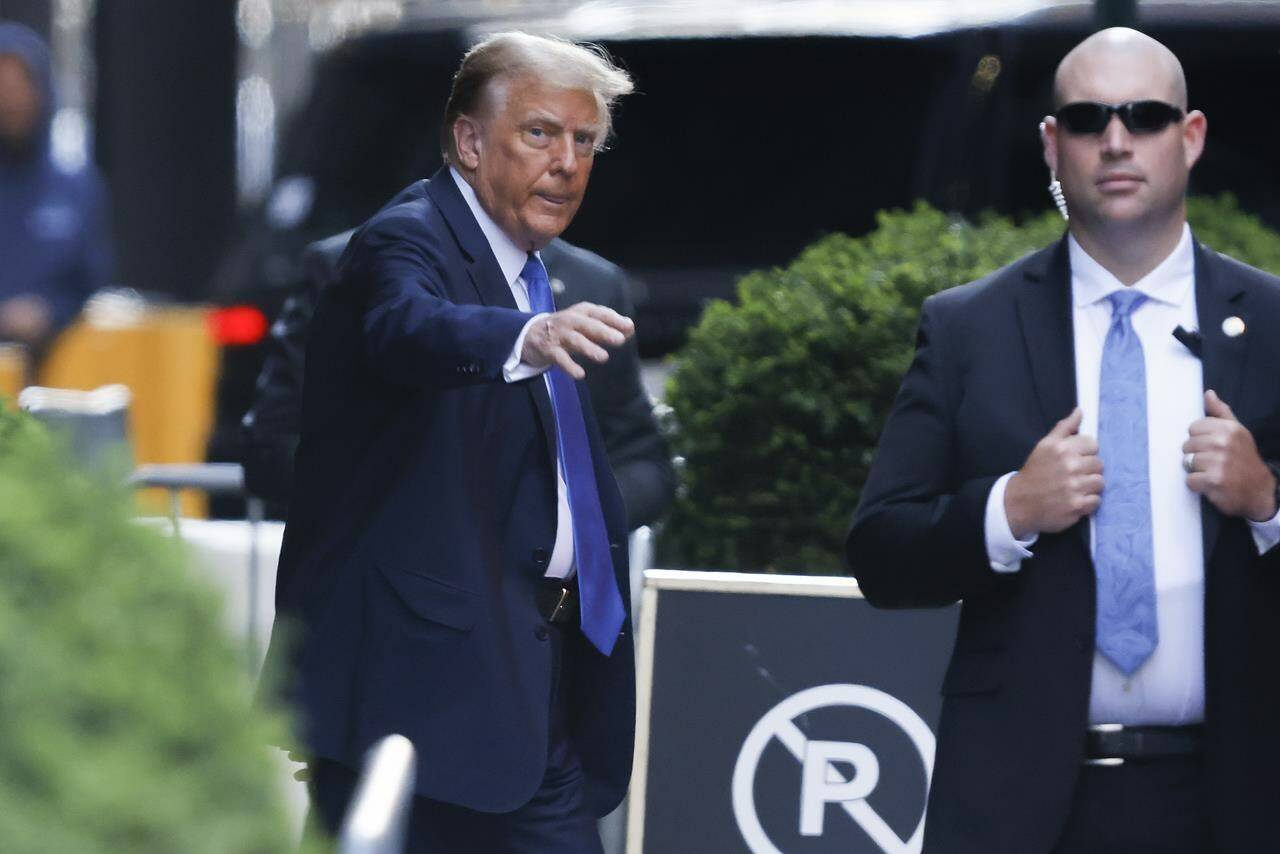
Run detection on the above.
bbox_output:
[848,29,1280,853]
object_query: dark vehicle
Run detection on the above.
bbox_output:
[207,1,1280,512]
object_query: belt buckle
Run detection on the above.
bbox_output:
[1085,723,1125,767]
[548,586,570,623]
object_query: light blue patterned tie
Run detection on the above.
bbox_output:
[522,254,626,656]
[1094,289,1157,676]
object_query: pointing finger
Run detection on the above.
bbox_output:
[563,330,609,363]
[567,315,626,347]
[571,303,635,336]
[552,347,585,380]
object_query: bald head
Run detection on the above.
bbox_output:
[1053,28,1186,110]
[1041,28,1206,281]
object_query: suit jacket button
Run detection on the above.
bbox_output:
[532,548,549,566]
[534,626,549,642]
[1075,635,1090,653]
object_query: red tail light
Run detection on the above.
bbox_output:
[208,305,269,346]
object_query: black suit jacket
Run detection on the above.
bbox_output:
[847,236,1280,853]
[243,235,674,529]
[262,168,635,816]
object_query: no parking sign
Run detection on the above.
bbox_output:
[627,571,958,853]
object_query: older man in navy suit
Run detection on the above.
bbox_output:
[264,33,637,852]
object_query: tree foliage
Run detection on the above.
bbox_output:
[0,408,300,852]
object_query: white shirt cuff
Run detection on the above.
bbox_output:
[1248,504,1280,555]
[503,313,551,383]
[985,472,1038,573]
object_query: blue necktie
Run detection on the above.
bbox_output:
[1094,289,1157,676]
[521,254,625,656]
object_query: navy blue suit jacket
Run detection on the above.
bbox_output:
[263,167,635,816]
[848,237,1280,853]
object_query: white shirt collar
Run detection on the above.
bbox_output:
[449,166,536,286]
[1068,222,1194,309]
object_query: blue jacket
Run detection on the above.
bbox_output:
[263,168,635,816]
[0,23,111,333]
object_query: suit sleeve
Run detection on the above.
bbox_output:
[845,296,1003,608]
[343,216,532,388]
[584,267,676,530]
[1247,461,1280,555]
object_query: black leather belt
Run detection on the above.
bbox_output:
[1084,724,1204,766]
[537,579,579,624]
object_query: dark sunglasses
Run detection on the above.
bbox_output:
[1055,100,1184,135]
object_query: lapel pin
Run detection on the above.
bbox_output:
[550,277,566,295]
[1222,316,1245,338]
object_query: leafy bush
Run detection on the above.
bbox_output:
[0,409,300,852]
[662,195,1280,574]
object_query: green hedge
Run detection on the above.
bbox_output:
[0,409,301,852]
[662,195,1280,574]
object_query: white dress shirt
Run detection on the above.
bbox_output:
[983,224,1280,725]
[451,168,575,580]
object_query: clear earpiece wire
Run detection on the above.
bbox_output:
[1048,171,1069,222]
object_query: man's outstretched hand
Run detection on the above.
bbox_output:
[521,302,634,380]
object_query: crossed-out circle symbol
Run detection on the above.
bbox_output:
[731,684,935,854]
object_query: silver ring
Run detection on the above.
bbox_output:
[1182,452,1196,473]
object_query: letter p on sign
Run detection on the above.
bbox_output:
[799,741,880,836]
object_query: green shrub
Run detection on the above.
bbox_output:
[662,195,1280,574]
[0,408,300,852]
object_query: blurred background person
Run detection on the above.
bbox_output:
[0,22,110,363]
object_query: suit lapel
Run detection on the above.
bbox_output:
[1016,237,1078,432]
[1011,237,1250,588]
[426,167,519,310]
[1015,237,1093,557]
[1194,241,1249,416]
[1193,240,1249,562]
[425,167,559,467]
